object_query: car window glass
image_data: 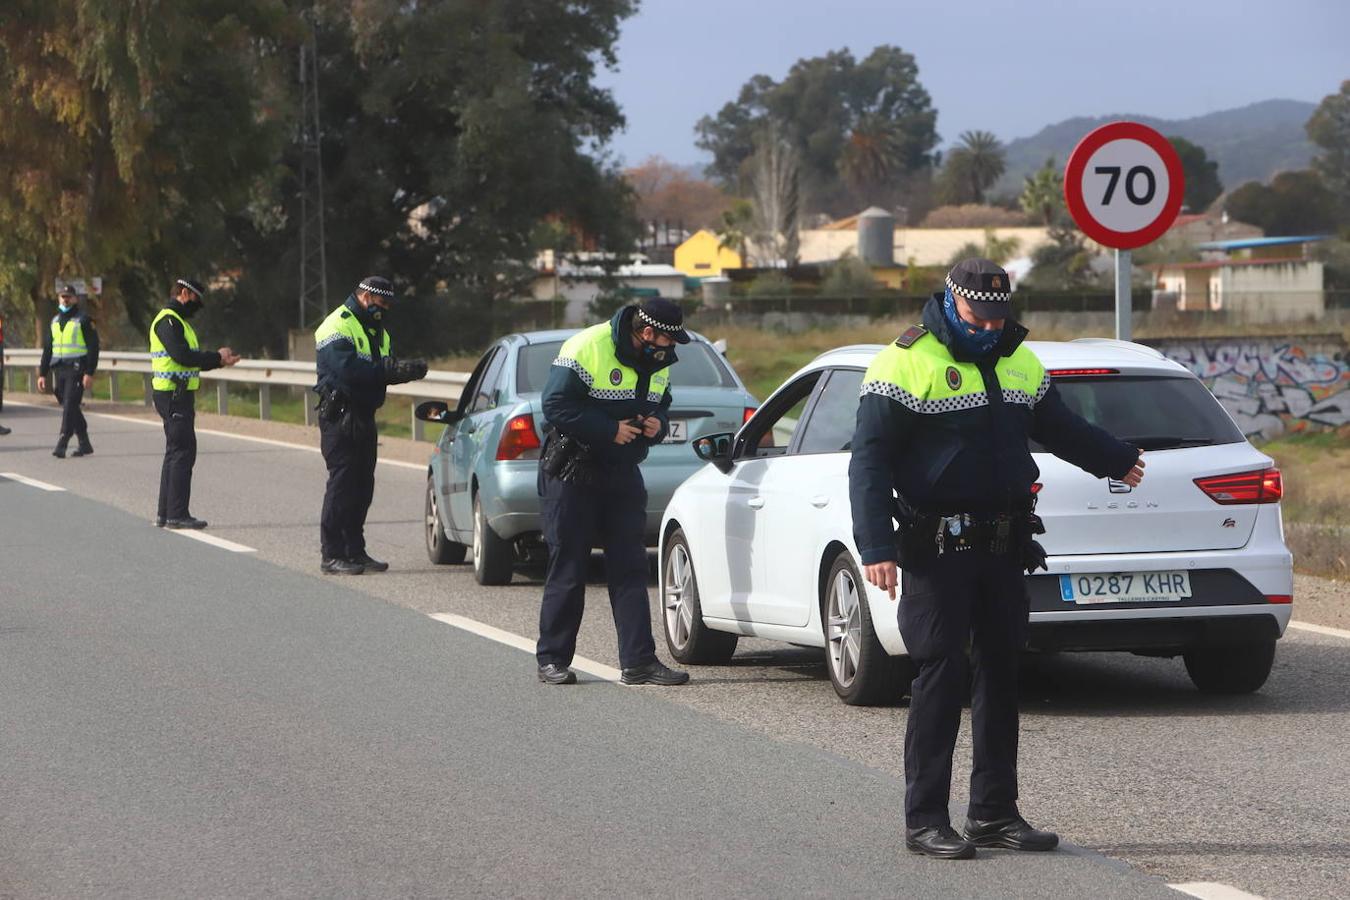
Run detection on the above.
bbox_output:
[666,342,736,388]
[1028,375,1245,451]
[457,350,494,414]
[517,341,565,394]
[468,348,506,414]
[796,368,865,455]
[740,372,821,458]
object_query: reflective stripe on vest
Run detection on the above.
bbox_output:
[149,308,201,391]
[553,322,670,403]
[859,332,1049,414]
[50,316,88,361]
[314,304,390,363]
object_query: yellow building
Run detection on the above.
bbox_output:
[674,229,742,277]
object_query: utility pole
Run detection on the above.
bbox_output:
[297,17,328,331]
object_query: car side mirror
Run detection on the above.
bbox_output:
[415,400,463,425]
[693,432,735,473]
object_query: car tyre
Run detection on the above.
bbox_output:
[472,492,514,585]
[425,476,467,565]
[661,528,738,664]
[1183,639,1276,694]
[822,550,909,706]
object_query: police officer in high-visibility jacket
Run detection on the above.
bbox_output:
[535,298,690,687]
[149,278,241,529]
[38,284,100,458]
[849,259,1146,860]
[313,276,427,575]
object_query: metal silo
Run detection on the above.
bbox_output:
[856,207,895,267]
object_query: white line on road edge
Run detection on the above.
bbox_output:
[427,612,623,683]
[1288,620,1350,640]
[0,472,66,492]
[169,530,257,553]
[1168,882,1264,900]
[87,409,427,471]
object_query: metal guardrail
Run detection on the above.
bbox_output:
[1,349,470,441]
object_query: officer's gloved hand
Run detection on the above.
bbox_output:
[383,357,429,385]
[1022,539,1048,574]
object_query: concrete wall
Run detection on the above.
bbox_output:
[1149,335,1350,438]
[799,226,1054,267]
[1220,261,1324,319]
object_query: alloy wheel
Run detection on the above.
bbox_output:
[664,542,695,651]
[826,567,863,688]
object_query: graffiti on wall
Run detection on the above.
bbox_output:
[1157,338,1350,437]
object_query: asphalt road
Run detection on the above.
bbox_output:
[2,398,1348,898]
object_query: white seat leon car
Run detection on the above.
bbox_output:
[658,338,1293,705]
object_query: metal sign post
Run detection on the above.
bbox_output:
[1064,122,1184,343]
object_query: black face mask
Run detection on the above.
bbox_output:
[180,298,203,317]
[638,338,672,363]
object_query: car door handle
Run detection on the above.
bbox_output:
[747,497,765,509]
[810,495,829,508]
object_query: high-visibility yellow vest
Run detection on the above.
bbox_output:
[553,322,670,404]
[50,315,88,362]
[149,308,201,391]
[314,304,391,361]
[860,329,1049,414]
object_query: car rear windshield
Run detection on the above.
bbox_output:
[516,339,737,393]
[1029,375,1245,452]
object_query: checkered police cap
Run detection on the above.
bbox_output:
[357,276,396,300]
[175,278,205,298]
[634,297,690,343]
[945,258,1012,318]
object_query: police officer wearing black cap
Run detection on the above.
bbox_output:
[150,278,241,529]
[535,298,691,686]
[38,284,100,458]
[849,258,1146,860]
[314,276,428,575]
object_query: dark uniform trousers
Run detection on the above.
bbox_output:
[53,365,88,443]
[320,412,378,560]
[536,463,657,670]
[899,546,1030,828]
[153,390,197,520]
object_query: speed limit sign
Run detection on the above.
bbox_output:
[1064,122,1184,250]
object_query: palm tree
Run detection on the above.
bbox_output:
[957,130,1006,204]
[840,115,903,200]
[1019,157,1064,225]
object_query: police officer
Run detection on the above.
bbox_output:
[314,276,427,575]
[849,258,1145,860]
[37,284,100,458]
[535,298,691,687]
[150,278,241,529]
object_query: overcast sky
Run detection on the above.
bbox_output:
[594,0,1349,168]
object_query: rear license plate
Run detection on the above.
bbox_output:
[1058,571,1192,605]
[661,420,688,443]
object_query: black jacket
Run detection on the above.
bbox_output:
[314,296,389,414]
[152,302,224,387]
[40,308,100,375]
[541,306,673,468]
[848,294,1139,565]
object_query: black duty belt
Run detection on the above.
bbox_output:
[921,512,1019,556]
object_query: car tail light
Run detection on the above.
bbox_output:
[1030,482,1043,495]
[1048,368,1119,377]
[743,407,757,424]
[496,414,542,460]
[1193,468,1282,505]
[1265,594,1292,604]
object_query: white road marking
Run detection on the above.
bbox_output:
[427,612,623,683]
[0,472,66,492]
[1288,620,1350,640]
[1169,882,1263,900]
[169,530,257,553]
[88,409,428,471]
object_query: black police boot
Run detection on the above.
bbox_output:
[962,816,1059,851]
[154,517,166,528]
[71,436,94,457]
[164,516,208,530]
[320,557,365,575]
[52,437,69,458]
[354,552,389,573]
[537,663,577,685]
[905,825,977,860]
[0,423,11,435]
[620,659,690,686]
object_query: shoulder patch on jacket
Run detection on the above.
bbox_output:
[894,324,928,349]
[339,310,351,319]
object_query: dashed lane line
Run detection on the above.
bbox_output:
[1169,882,1264,900]
[427,612,623,683]
[169,530,257,553]
[0,472,66,492]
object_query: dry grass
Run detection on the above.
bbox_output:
[1258,430,1350,580]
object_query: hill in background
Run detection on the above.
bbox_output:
[992,99,1317,201]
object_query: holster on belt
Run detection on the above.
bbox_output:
[541,427,599,485]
